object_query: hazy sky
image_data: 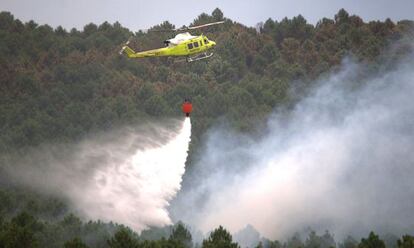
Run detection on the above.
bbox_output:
[0,0,413,31]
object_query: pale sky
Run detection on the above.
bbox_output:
[0,0,413,31]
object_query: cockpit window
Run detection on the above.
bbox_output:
[204,39,209,44]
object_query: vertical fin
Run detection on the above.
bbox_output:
[119,41,136,57]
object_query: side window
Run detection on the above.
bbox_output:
[204,39,209,44]
[193,42,199,48]
[187,43,193,49]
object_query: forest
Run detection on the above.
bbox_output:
[1,7,414,247]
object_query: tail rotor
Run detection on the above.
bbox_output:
[119,36,133,55]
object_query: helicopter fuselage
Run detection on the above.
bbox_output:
[120,33,216,60]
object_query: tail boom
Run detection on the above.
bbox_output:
[120,45,170,58]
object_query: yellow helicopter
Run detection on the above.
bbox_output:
[119,21,224,62]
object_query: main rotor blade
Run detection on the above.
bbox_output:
[140,21,225,33]
[146,29,175,32]
[176,21,225,32]
[187,21,225,30]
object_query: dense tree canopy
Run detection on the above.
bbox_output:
[397,235,414,248]
[202,226,240,248]
[0,7,414,248]
[0,9,413,154]
[358,232,386,248]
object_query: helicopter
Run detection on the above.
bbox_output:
[119,21,224,62]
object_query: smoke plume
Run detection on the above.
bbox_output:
[172,49,414,240]
[2,118,192,231]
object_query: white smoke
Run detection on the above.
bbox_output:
[3,118,192,231]
[173,51,414,240]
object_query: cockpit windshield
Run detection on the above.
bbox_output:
[204,39,209,44]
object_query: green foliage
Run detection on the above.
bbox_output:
[339,236,358,248]
[304,230,336,248]
[202,226,240,248]
[358,232,386,248]
[0,8,412,153]
[268,240,283,248]
[0,209,412,248]
[169,222,192,248]
[397,235,414,248]
[140,225,172,241]
[286,232,304,248]
[212,8,224,21]
[0,8,413,248]
[64,237,90,248]
[108,227,140,248]
[0,212,41,248]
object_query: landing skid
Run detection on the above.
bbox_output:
[186,52,214,62]
[173,53,214,63]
